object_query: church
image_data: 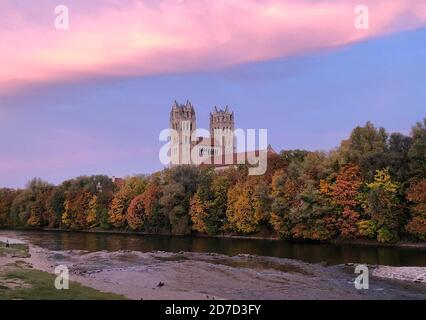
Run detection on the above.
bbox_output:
[170,100,236,167]
[169,100,275,172]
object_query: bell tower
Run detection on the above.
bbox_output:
[170,100,196,165]
[210,106,235,155]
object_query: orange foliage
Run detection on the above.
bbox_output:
[141,183,161,217]
[407,179,426,216]
[331,164,363,208]
[339,207,360,238]
[126,194,145,230]
[405,216,426,240]
[189,192,208,233]
[226,178,267,234]
[109,192,128,228]
[406,179,426,240]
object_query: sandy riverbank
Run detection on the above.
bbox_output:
[1,234,425,300]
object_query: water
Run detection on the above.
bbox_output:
[9,230,426,266]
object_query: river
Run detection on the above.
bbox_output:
[7,230,426,266]
[1,230,426,299]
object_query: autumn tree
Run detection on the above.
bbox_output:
[61,190,92,229]
[269,170,303,238]
[86,195,98,226]
[405,179,426,240]
[44,187,65,228]
[328,164,363,238]
[207,174,231,233]
[10,190,32,228]
[226,178,269,234]
[290,183,336,241]
[108,176,146,228]
[109,191,129,228]
[27,199,43,227]
[0,189,16,228]
[189,192,208,233]
[126,194,145,230]
[189,169,231,235]
[365,168,401,242]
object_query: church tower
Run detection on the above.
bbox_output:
[210,106,236,155]
[170,100,196,165]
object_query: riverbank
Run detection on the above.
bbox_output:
[0,238,126,299]
[0,232,425,300]
[10,227,424,250]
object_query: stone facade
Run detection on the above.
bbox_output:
[170,100,235,165]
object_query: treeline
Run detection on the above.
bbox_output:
[0,119,425,243]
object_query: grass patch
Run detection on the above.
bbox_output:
[0,243,31,258]
[0,267,127,300]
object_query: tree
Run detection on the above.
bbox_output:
[327,164,363,238]
[108,176,147,228]
[408,119,426,178]
[189,192,209,233]
[387,133,412,183]
[189,170,231,235]
[405,179,426,240]
[0,189,16,228]
[45,187,65,228]
[331,164,363,208]
[159,166,199,234]
[10,190,31,228]
[226,178,269,234]
[365,168,401,242]
[109,191,129,228]
[262,152,287,183]
[139,181,163,232]
[207,174,231,234]
[226,181,257,233]
[301,151,331,185]
[269,170,303,238]
[86,195,98,226]
[290,183,336,241]
[27,199,43,227]
[339,122,388,180]
[126,194,145,230]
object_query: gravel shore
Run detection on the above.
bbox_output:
[1,233,425,300]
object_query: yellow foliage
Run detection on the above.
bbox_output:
[367,168,399,194]
[189,192,209,233]
[86,195,98,226]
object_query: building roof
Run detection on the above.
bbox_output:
[199,145,277,168]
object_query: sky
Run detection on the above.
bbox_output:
[0,0,425,188]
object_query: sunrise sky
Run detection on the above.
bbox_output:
[1,0,426,188]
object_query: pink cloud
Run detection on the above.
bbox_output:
[1,0,425,94]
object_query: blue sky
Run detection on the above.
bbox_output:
[1,26,425,188]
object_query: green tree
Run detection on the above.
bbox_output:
[365,168,401,242]
[339,122,388,180]
[290,183,336,241]
[408,119,426,178]
[159,166,199,234]
[269,170,302,238]
[0,189,16,228]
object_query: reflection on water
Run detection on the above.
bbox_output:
[12,230,426,266]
